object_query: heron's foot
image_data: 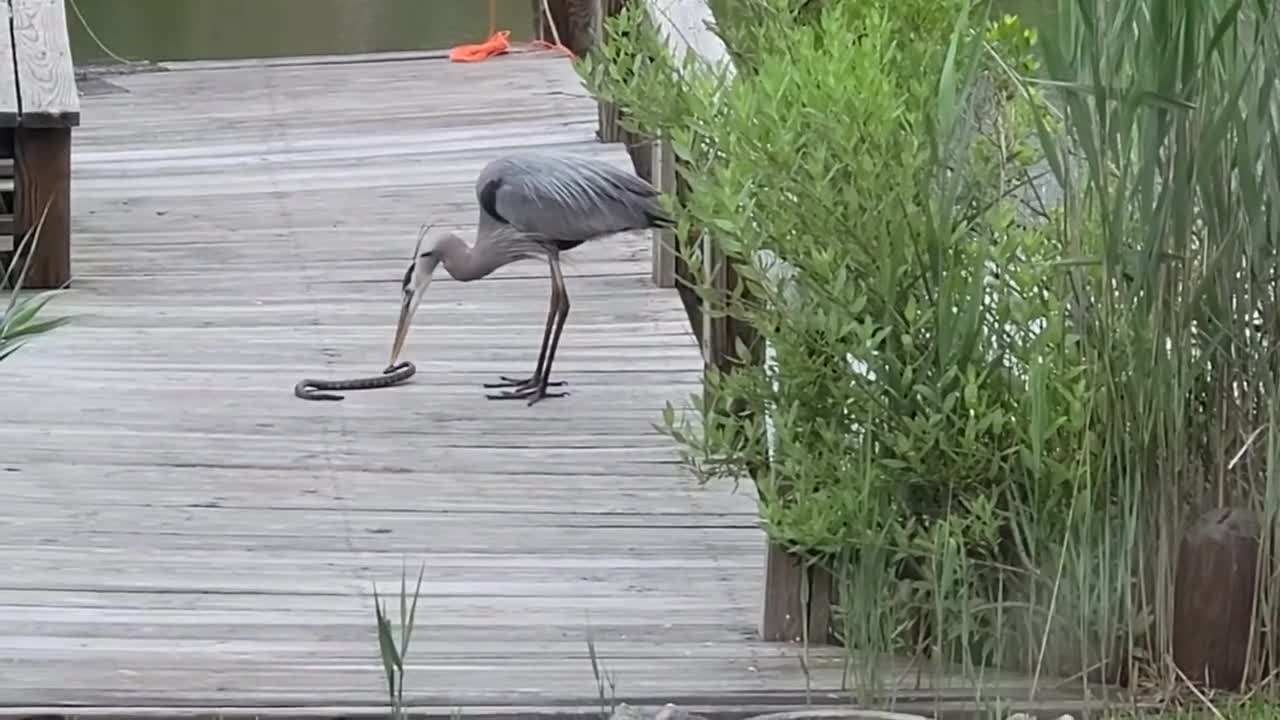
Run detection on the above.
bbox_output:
[482,374,567,390]
[485,382,569,405]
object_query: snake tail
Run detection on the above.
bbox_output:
[294,361,417,401]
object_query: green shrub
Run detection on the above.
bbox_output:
[582,0,1280,700]
[583,0,1078,685]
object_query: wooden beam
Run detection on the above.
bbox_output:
[10,0,81,128]
[650,137,676,287]
[13,126,70,287]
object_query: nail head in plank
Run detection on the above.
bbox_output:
[10,0,81,128]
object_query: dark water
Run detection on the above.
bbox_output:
[67,0,1049,65]
[68,0,537,64]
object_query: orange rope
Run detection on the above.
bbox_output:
[447,0,575,63]
[448,30,512,62]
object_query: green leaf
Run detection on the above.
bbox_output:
[372,584,401,703]
[401,563,425,665]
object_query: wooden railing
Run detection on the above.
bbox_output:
[537,0,838,648]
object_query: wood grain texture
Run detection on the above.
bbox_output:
[0,50,1065,718]
[1173,507,1260,691]
[13,125,70,286]
[0,0,19,127]
[9,0,81,127]
[644,0,729,69]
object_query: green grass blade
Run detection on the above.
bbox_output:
[2,290,62,330]
[401,563,425,661]
[2,315,72,341]
[0,341,25,362]
[399,560,408,653]
[372,584,401,703]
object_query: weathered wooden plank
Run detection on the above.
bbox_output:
[0,1,19,127]
[153,47,455,71]
[10,0,81,127]
[0,2,15,255]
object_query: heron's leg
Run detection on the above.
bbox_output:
[483,255,566,390]
[527,255,573,405]
[487,255,571,404]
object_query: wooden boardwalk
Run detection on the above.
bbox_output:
[0,51,1061,718]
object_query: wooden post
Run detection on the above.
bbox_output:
[649,138,676,288]
[533,0,600,57]
[13,126,71,288]
[597,0,629,145]
[761,545,837,643]
[2,0,82,288]
[1172,506,1261,691]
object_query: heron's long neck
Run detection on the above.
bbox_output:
[437,233,505,282]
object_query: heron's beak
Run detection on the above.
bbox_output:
[388,235,438,368]
[388,284,425,368]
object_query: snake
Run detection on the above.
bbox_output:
[294,361,417,401]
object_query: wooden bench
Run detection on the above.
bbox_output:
[0,0,80,289]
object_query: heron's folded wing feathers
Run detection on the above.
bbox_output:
[482,154,668,242]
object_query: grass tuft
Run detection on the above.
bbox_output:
[372,561,425,720]
[1,199,70,363]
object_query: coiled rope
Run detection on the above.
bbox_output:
[448,0,574,62]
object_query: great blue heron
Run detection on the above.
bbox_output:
[388,151,672,405]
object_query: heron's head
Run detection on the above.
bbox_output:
[388,225,445,367]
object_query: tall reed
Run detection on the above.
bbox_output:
[1009,0,1280,692]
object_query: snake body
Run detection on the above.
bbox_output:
[294,361,417,401]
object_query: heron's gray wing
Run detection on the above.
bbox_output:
[476,153,670,242]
